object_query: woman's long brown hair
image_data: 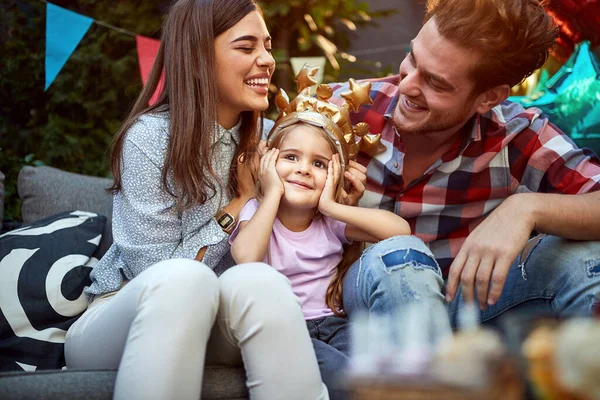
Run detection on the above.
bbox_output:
[260,123,363,317]
[110,0,262,210]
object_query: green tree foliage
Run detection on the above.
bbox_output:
[1,0,163,221]
[262,0,396,92]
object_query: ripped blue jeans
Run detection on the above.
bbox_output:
[342,235,452,342]
[447,235,600,327]
[342,235,600,337]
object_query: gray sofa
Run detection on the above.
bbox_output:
[0,166,249,400]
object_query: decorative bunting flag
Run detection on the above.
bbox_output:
[45,3,93,90]
[135,35,164,105]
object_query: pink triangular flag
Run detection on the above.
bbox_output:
[136,35,164,105]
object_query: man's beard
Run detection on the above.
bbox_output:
[392,103,475,137]
[392,94,474,136]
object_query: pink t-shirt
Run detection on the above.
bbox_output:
[230,198,349,320]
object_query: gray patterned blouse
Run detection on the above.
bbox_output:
[86,111,272,300]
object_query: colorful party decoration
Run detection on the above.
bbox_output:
[135,35,163,105]
[37,0,600,157]
[509,41,600,154]
[510,55,565,97]
[45,3,93,90]
[43,1,160,98]
[546,0,600,60]
[290,57,326,86]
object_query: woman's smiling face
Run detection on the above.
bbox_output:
[214,10,275,127]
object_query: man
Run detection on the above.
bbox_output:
[332,0,600,329]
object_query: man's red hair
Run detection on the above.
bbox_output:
[425,0,558,92]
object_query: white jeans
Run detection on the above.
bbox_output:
[65,259,328,400]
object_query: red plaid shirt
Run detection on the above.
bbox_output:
[330,75,600,274]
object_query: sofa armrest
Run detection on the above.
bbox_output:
[18,166,114,257]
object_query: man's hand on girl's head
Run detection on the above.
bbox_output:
[319,154,343,216]
[341,160,367,206]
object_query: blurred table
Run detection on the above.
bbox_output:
[345,359,524,400]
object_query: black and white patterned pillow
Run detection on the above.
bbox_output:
[0,211,106,371]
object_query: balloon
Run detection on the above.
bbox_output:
[509,41,600,155]
[546,0,600,60]
[510,55,565,97]
[510,68,543,97]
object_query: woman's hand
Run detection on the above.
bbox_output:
[236,155,257,200]
[341,160,367,206]
[259,148,284,199]
[236,141,267,199]
[319,154,343,216]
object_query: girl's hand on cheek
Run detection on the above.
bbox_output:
[318,154,342,215]
[259,148,284,199]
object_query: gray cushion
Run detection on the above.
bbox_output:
[18,166,113,258]
[0,367,248,400]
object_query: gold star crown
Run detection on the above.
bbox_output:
[267,64,385,172]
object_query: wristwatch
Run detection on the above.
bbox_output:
[216,212,236,234]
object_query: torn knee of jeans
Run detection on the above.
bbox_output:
[397,270,422,302]
[586,259,600,277]
[518,234,547,280]
[380,248,440,275]
[519,234,546,263]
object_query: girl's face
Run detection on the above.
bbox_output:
[214,10,275,128]
[275,125,334,211]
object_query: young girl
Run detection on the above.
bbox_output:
[64,2,328,399]
[230,74,411,398]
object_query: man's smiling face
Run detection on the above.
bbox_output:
[393,17,483,137]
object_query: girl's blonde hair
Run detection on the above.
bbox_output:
[258,121,362,316]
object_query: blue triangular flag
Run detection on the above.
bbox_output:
[45,3,93,90]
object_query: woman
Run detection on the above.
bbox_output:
[65,1,328,399]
